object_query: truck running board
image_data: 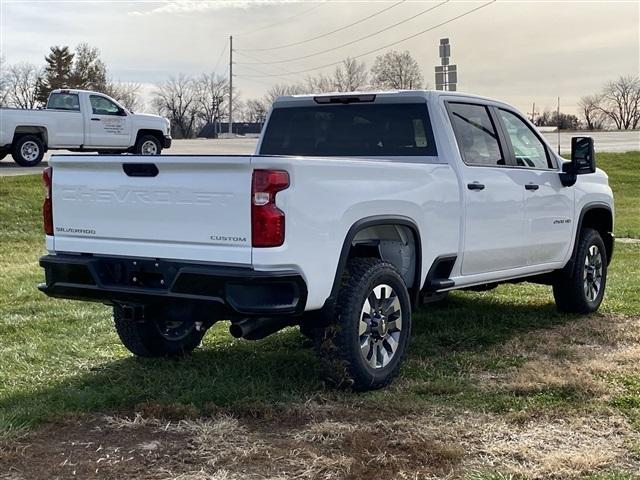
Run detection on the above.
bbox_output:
[423,255,457,292]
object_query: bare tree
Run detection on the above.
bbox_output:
[152,75,199,138]
[596,75,640,130]
[194,73,228,134]
[578,94,606,130]
[304,73,334,93]
[370,50,424,90]
[263,83,306,106]
[105,81,144,112]
[6,62,43,109]
[334,57,368,92]
[244,98,268,124]
[0,56,9,106]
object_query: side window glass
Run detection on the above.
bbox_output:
[498,109,551,169]
[448,103,504,166]
[47,93,80,111]
[90,95,121,115]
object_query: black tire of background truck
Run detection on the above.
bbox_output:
[0,152,7,161]
[553,228,608,314]
[113,304,205,357]
[11,135,45,167]
[134,135,162,155]
[314,257,412,391]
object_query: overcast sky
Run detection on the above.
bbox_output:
[1,0,638,115]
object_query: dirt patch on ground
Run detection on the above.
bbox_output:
[1,407,637,480]
[2,315,640,479]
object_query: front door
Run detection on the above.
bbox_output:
[87,94,131,147]
[447,102,528,276]
[493,108,574,266]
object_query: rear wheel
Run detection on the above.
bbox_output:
[315,258,412,390]
[114,304,205,357]
[553,228,608,313]
[134,135,162,155]
[11,135,45,167]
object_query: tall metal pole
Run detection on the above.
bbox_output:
[228,35,233,135]
[557,96,561,155]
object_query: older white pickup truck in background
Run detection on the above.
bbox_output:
[39,90,614,390]
[0,89,171,166]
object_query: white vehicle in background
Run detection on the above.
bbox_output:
[0,89,171,166]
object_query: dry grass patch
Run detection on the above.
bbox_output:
[476,315,640,404]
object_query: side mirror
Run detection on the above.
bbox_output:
[570,136,596,174]
[118,107,128,116]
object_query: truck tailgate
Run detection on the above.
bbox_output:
[49,155,252,265]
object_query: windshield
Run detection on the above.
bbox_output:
[260,103,437,157]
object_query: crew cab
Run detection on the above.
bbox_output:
[0,89,171,166]
[38,91,614,390]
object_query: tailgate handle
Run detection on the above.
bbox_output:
[123,163,159,177]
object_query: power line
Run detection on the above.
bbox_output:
[212,39,228,74]
[236,0,450,66]
[236,0,496,78]
[237,0,406,52]
[234,50,309,82]
[236,61,302,84]
[237,1,326,37]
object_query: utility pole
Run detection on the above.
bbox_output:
[557,96,561,155]
[228,35,233,135]
[528,101,536,123]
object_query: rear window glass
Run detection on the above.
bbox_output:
[47,93,80,111]
[260,103,437,157]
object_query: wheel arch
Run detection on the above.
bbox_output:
[135,129,164,145]
[327,215,422,310]
[570,202,614,268]
[13,126,48,148]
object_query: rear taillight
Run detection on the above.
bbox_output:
[251,169,289,247]
[43,167,53,236]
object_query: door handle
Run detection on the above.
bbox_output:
[123,163,159,177]
[467,182,485,191]
[525,183,539,191]
[91,118,101,121]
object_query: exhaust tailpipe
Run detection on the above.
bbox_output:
[229,317,294,341]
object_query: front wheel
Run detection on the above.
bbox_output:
[553,228,608,313]
[114,304,205,357]
[11,135,45,167]
[315,258,412,390]
[134,135,162,155]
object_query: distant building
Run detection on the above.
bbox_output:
[198,122,264,138]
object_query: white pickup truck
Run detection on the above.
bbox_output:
[0,89,171,166]
[39,91,614,390]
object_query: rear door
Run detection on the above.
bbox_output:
[50,155,252,265]
[447,101,528,275]
[492,108,574,265]
[86,94,131,147]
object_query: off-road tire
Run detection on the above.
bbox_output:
[314,258,412,390]
[134,134,162,155]
[113,304,204,357]
[553,228,608,313]
[11,135,45,167]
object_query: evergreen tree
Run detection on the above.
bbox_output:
[37,45,74,103]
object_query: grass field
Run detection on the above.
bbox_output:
[1,152,639,479]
